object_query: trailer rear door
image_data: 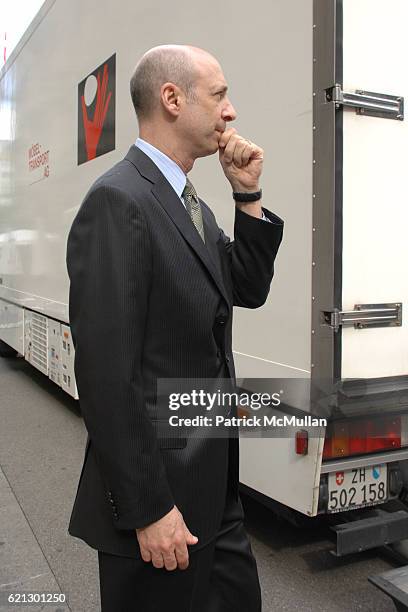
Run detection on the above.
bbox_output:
[340,0,408,379]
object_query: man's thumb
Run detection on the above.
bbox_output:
[185,527,198,545]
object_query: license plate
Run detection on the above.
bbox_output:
[327,464,387,513]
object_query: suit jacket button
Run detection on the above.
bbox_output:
[225,355,230,363]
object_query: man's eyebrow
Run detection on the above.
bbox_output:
[213,85,228,94]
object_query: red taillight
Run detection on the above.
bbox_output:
[296,429,308,455]
[323,416,402,460]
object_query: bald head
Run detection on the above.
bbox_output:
[130,45,217,122]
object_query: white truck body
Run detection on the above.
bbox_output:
[1,0,407,526]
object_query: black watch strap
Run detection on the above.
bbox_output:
[232,189,262,202]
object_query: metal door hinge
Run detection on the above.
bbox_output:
[323,303,402,332]
[326,85,404,120]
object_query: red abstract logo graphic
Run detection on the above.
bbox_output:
[335,472,344,486]
[81,63,112,161]
[78,54,115,165]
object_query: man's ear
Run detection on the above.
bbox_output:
[160,82,181,117]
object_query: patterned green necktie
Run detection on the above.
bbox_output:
[182,178,205,243]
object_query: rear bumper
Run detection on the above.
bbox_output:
[331,507,408,556]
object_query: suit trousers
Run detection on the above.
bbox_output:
[97,484,261,612]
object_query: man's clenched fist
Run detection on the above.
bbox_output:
[218,128,263,193]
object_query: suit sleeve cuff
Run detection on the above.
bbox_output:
[261,207,284,225]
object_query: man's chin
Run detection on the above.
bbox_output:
[209,134,222,155]
[196,141,219,159]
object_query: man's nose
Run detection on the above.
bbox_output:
[222,98,237,122]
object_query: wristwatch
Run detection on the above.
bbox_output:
[232,189,262,202]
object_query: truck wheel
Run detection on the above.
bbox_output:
[0,339,18,358]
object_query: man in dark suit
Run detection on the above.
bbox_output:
[67,44,284,611]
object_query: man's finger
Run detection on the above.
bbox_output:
[139,545,152,563]
[175,542,190,570]
[151,552,165,569]
[241,142,253,166]
[162,551,178,571]
[222,134,239,164]
[233,140,249,167]
[184,525,198,545]
[218,127,237,149]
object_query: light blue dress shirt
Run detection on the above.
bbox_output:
[135,137,187,205]
[134,137,269,220]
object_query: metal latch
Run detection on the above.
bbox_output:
[326,84,404,120]
[323,303,402,332]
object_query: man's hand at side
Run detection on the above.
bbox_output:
[136,506,198,571]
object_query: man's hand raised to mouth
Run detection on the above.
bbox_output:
[218,128,264,193]
[218,128,264,218]
[136,506,198,571]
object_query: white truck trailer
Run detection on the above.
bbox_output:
[1,0,408,558]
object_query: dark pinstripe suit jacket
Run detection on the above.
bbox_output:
[66,145,284,558]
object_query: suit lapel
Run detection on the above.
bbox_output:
[124,145,231,311]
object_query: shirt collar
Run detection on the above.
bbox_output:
[135,137,187,198]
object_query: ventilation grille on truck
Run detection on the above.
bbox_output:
[30,313,48,374]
